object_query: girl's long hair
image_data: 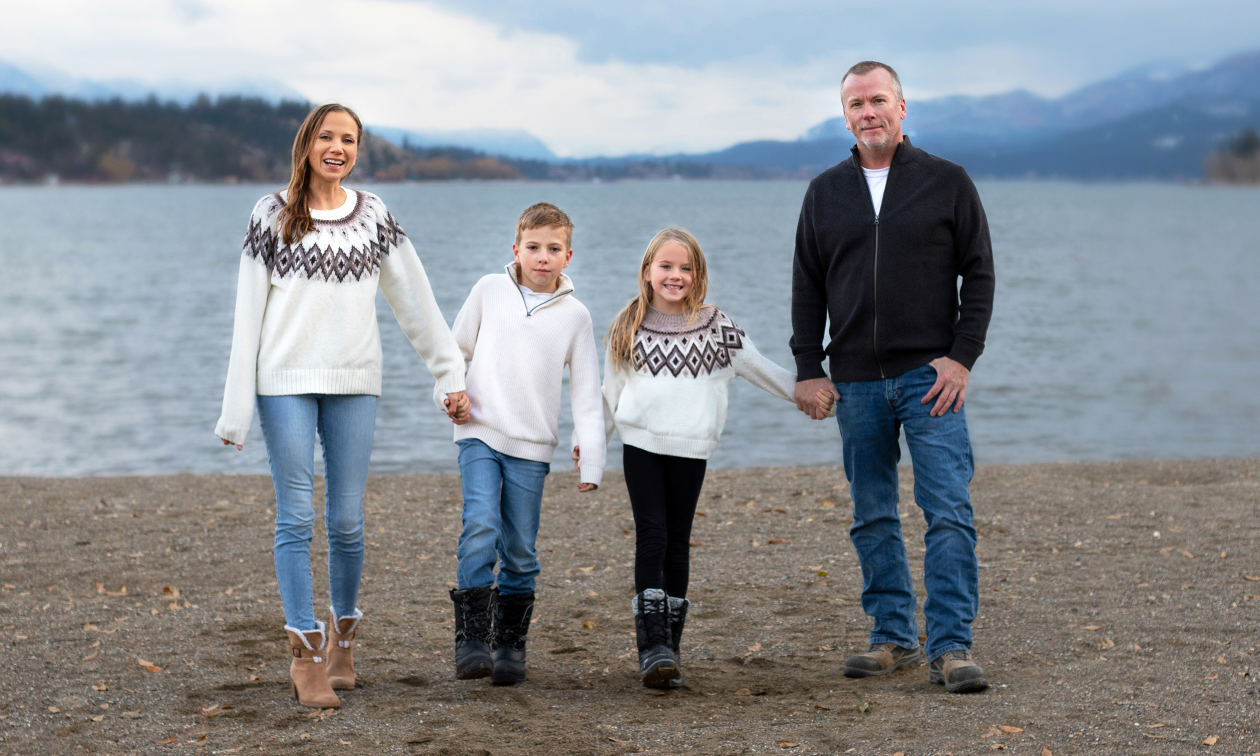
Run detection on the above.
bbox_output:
[605,227,711,368]
[278,103,363,245]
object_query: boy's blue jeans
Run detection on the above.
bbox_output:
[456,438,550,595]
[833,363,978,661]
[257,394,375,631]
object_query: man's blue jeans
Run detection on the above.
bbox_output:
[456,439,550,595]
[834,363,978,661]
[257,394,375,631]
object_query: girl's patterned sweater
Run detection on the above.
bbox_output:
[602,305,796,460]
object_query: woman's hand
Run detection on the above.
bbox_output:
[220,437,243,451]
[444,392,471,425]
[572,446,598,492]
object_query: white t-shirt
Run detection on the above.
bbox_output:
[862,166,890,216]
[518,283,554,310]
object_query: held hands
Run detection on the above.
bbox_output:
[815,387,836,417]
[794,377,839,420]
[921,356,969,416]
[572,446,598,493]
[443,391,471,425]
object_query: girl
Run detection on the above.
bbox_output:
[215,103,469,708]
[598,227,833,688]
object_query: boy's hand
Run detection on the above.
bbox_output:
[444,392,471,425]
[220,437,243,451]
[572,446,598,492]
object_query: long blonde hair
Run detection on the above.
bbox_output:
[605,227,711,368]
[279,103,363,244]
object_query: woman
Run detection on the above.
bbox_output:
[215,103,469,708]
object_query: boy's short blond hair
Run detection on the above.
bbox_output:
[515,202,574,248]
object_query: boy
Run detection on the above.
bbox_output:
[438,202,605,685]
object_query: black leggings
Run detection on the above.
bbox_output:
[623,444,707,598]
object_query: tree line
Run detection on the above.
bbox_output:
[1205,129,1260,184]
[0,93,778,184]
[0,95,535,184]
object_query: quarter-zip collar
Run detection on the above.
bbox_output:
[505,262,574,315]
[848,136,918,174]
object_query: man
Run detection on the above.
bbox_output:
[790,61,995,693]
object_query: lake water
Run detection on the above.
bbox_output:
[2,180,1258,477]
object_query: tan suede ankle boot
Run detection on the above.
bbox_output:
[285,622,340,709]
[326,607,362,691]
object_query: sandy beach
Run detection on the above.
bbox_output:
[1,458,1257,755]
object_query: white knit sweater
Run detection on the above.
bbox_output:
[603,306,797,460]
[439,265,606,486]
[215,189,465,446]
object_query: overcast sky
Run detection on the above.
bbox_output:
[4,0,1258,156]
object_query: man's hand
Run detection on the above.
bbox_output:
[572,446,598,492]
[795,377,839,420]
[443,391,471,425]
[921,356,969,417]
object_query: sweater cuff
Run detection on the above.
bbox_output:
[794,356,828,382]
[434,373,467,396]
[946,342,981,371]
[579,465,604,488]
[214,422,249,447]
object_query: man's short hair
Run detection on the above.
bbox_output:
[841,61,903,103]
[515,202,574,248]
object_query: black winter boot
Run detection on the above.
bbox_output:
[491,591,534,686]
[666,595,690,687]
[449,587,494,680]
[633,589,678,688]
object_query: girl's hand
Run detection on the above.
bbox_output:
[815,388,837,418]
[572,447,597,492]
[220,437,243,451]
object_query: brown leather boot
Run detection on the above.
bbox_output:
[286,623,340,709]
[326,607,362,691]
[843,642,925,678]
[928,649,989,693]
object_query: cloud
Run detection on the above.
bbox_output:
[2,0,855,155]
[2,0,1258,156]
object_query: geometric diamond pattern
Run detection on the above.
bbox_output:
[631,310,746,377]
[243,191,406,282]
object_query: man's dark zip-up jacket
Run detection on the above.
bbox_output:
[790,138,995,383]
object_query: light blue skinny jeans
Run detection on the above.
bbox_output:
[834,363,979,661]
[257,394,375,631]
[455,438,551,595]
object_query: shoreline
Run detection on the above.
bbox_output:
[2,457,1257,754]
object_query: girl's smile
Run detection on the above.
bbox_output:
[647,241,693,314]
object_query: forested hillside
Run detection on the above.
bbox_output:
[0,95,532,183]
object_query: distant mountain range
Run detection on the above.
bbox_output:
[0,60,560,162]
[2,49,1258,180]
[0,60,304,105]
[368,126,557,162]
[682,49,1260,179]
